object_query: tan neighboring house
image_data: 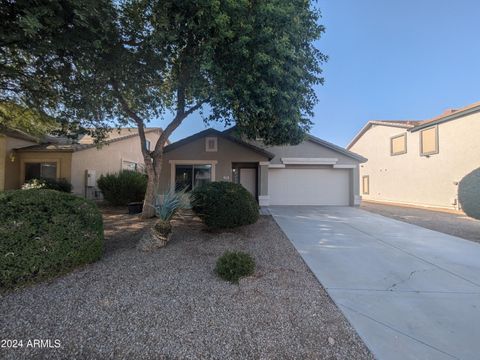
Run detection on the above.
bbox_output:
[347,100,480,211]
[1,127,161,197]
[157,127,366,206]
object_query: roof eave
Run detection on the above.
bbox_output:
[307,134,367,162]
[410,105,480,132]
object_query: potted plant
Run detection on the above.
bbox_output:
[137,188,189,251]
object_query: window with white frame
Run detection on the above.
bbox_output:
[145,139,151,151]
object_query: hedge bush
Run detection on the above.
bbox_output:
[0,190,103,288]
[97,170,147,206]
[215,251,255,283]
[22,178,72,193]
[191,181,259,229]
[458,167,480,220]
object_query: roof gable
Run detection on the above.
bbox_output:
[164,128,275,159]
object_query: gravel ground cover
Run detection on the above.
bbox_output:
[0,209,372,359]
[361,201,480,244]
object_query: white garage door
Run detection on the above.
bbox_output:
[268,168,350,205]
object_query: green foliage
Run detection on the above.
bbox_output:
[97,171,147,206]
[153,188,190,222]
[1,0,325,146]
[22,178,72,193]
[192,182,259,229]
[458,168,480,220]
[215,251,255,283]
[0,102,58,137]
[0,190,103,288]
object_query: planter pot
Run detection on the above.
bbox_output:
[127,201,143,214]
[137,220,172,251]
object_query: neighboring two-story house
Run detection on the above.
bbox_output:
[347,100,480,211]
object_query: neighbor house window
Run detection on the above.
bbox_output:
[362,175,370,195]
[25,162,57,181]
[420,126,439,156]
[122,160,138,171]
[205,137,218,152]
[145,139,151,151]
[390,133,407,156]
[175,164,212,191]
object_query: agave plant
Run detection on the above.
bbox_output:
[153,187,190,222]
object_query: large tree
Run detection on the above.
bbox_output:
[0,0,326,217]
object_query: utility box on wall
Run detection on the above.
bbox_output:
[85,169,96,187]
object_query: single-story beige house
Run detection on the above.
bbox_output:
[2,125,366,206]
[158,127,366,206]
[347,100,480,210]
[1,127,161,197]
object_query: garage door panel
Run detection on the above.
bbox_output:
[268,168,350,205]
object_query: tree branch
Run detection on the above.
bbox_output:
[111,80,150,162]
[153,98,207,156]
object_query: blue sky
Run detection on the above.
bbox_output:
[152,0,480,147]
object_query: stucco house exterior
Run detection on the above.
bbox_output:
[1,127,161,197]
[158,127,366,206]
[347,100,480,211]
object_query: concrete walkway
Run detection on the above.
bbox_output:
[269,206,480,360]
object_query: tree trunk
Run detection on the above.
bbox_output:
[141,152,163,218]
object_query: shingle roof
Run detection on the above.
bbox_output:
[15,128,162,152]
[410,100,480,131]
[223,126,366,162]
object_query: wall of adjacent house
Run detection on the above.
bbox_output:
[70,131,161,196]
[349,110,480,210]
[3,136,38,190]
[159,135,269,193]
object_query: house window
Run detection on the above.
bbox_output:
[362,175,370,195]
[145,139,151,151]
[175,164,212,191]
[420,126,438,156]
[122,160,138,171]
[205,137,218,152]
[390,133,407,156]
[25,162,57,181]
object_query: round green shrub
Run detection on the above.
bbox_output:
[97,170,147,206]
[215,251,255,283]
[458,167,480,220]
[191,181,259,229]
[0,189,104,288]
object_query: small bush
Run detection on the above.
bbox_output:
[191,182,259,229]
[0,189,103,288]
[97,170,147,206]
[459,167,480,220]
[22,178,72,193]
[215,251,255,283]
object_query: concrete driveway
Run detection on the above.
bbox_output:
[269,206,480,360]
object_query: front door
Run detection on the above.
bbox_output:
[239,168,257,197]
